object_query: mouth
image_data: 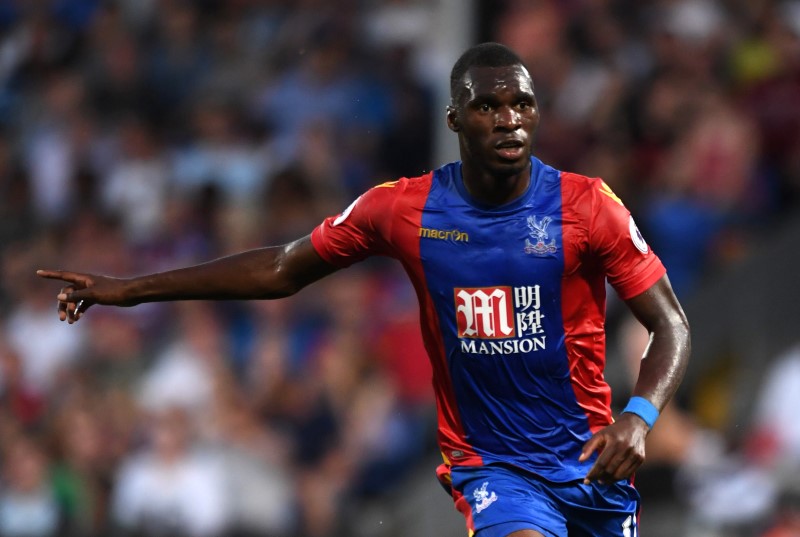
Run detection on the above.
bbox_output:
[494,138,526,160]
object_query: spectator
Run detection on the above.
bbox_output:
[0,437,60,537]
[112,406,230,537]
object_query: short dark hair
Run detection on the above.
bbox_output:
[450,42,527,102]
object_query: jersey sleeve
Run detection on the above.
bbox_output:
[589,179,666,300]
[310,181,400,267]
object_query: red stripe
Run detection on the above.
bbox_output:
[393,173,483,469]
[452,486,476,535]
[560,172,613,432]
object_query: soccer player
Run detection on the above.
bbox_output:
[39,43,690,537]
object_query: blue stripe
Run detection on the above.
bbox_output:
[419,158,594,482]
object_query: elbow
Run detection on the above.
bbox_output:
[259,259,303,299]
[268,280,302,299]
[651,304,690,346]
[681,323,692,365]
[649,307,691,366]
[672,310,692,366]
[254,272,301,300]
[250,239,332,300]
[677,309,691,345]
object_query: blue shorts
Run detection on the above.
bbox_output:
[449,464,640,537]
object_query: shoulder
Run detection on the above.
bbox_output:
[318,172,432,237]
[561,172,604,200]
[530,158,608,204]
[360,172,434,211]
[560,171,627,214]
[381,172,434,194]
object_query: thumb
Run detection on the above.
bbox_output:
[579,434,605,462]
[59,288,94,302]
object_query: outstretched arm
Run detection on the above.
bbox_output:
[579,274,691,483]
[37,235,339,323]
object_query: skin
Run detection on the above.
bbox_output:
[447,65,540,206]
[38,61,690,537]
[37,236,335,320]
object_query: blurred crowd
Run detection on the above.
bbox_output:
[488,0,800,298]
[0,0,799,536]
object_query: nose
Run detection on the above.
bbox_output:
[495,106,521,130]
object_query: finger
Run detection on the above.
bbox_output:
[65,295,93,318]
[579,435,605,462]
[598,447,631,481]
[63,291,94,323]
[584,457,607,484]
[612,459,641,482]
[57,286,76,322]
[584,461,603,484]
[584,441,615,484]
[67,300,90,324]
[67,299,79,324]
[58,288,93,303]
[38,270,93,288]
[75,299,92,320]
[38,269,78,281]
[57,285,74,302]
[612,448,645,481]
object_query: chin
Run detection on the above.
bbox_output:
[491,158,529,176]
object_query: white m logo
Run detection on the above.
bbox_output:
[455,287,515,339]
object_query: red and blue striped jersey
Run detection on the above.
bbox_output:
[310,157,665,483]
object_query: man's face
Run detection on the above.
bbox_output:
[448,65,540,176]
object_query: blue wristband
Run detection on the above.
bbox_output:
[622,396,659,429]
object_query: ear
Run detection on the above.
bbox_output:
[446,105,460,132]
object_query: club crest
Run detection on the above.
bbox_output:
[473,482,498,513]
[524,215,557,255]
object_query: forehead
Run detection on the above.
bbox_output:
[460,65,534,101]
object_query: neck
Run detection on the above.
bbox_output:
[461,160,531,206]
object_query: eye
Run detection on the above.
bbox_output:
[479,103,491,112]
[518,101,530,111]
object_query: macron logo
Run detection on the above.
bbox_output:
[418,227,469,242]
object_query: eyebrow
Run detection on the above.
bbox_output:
[467,89,535,104]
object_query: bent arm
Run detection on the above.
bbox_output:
[580,274,690,483]
[624,274,691,413]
